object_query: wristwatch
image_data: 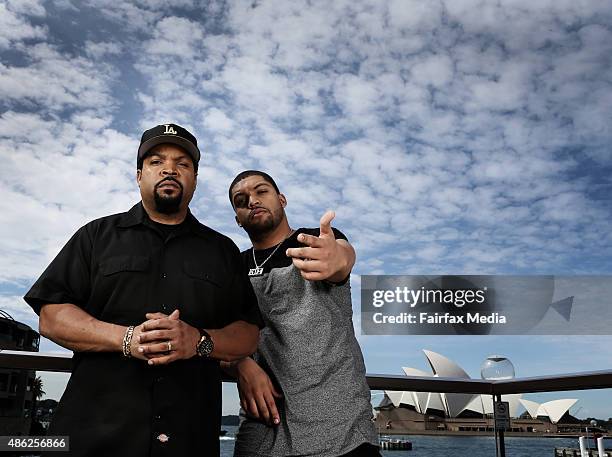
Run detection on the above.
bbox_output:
[196,329,214,357]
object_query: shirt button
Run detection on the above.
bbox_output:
[162,273,167,279]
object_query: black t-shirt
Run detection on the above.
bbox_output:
[24,203,263,457]
[243,227,348,274]
[149,218,186,241]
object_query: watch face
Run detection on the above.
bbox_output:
[197,336,214,357]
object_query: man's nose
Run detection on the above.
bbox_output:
[161,165,178,176]
[248,195,260,208]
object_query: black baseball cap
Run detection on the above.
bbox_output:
[138,123,201,164]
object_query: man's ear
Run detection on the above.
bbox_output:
[279,193,287,208]
[235,215,242,227]
[136,169,141,187]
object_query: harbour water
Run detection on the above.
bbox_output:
[220,426,611,456]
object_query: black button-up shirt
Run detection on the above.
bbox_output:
[24,203,263,457]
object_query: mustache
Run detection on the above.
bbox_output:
[155,177,183,190]
[249,206,269,219]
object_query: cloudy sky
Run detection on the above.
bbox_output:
[1,0,611,421]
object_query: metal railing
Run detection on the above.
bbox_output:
[2,350,611,394]
[0,350,72,372]
[366,370,612,395]
[2,350,612,456]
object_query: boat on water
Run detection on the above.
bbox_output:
[554,446,611,457]
[379,435,412,451]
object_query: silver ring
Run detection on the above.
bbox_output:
[167,342,172,352]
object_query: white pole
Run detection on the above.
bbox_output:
[579,436,588,457]
[597,437,605,457]
[587,427,591,450]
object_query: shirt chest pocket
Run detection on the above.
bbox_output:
[99,255,150,276]
[182,261,226,287]
[96,255,151,322]
[182,261,229,313]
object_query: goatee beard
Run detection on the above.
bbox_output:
[154,177,183,214]
[242,208,284,241]
[154,191,182,214]
[243,218,275,240]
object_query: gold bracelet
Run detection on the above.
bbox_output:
[122,325,135,358]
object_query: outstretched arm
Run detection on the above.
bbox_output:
[285,210,356,282]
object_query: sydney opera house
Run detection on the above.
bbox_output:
[374,350,583,436]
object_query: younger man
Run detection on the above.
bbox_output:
[227,170,379,457]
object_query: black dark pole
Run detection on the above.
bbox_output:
[495,394,506,457]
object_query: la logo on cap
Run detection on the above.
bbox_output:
[163,124,177,135]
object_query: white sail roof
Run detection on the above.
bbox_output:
[519,399,540,419]
[402,366,431,413]
[423,350,476,417]
[539,399,577,424]
[463,395,486,414]
[400,391,415,407]
[390,351,577,422]
[461,394,522,417]
[504,394,524,418]
[384,391,404,408]
[423,349,470,378]
[426,391,446,412]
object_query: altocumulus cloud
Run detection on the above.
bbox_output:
[0,1,611,408]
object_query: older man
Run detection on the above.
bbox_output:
[24,124,263,456]
[226,170,380,457]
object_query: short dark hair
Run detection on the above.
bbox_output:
[137,147,199,173]
[229,170,280,206]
